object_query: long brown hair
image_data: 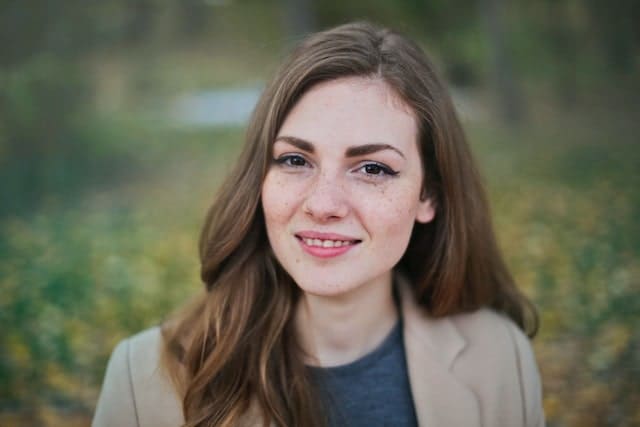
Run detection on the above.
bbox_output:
[162,21,538,427]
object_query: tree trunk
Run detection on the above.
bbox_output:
[479,0,525,124]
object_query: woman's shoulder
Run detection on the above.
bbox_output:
[401,285,544,426]
[448,308,540,381]
[92,327,184,427]
[448,309,544,426]
[451,307,533,352]
[119,327,165,371]
[398,277,538,373]
[405,304,540,376]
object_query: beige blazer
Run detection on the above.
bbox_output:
[93,282,545,427]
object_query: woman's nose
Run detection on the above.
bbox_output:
[302,172,349,222]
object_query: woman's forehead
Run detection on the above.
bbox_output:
[276,77,418,153]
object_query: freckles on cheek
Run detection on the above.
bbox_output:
[374,197,418,231]
[263,176,291,218]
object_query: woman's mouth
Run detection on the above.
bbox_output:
[299,237,357,248]
[294,233,361,258]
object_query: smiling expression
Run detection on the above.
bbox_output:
[261,77,435,298]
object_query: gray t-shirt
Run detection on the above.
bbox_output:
[309,321,418,427]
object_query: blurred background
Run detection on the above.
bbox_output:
[0,0,638,426]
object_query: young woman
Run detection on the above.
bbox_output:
[93,22,544,427]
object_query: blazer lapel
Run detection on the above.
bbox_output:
[398,278,482,427]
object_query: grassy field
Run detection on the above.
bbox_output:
[1,100,638,426]
[472,106,639,426]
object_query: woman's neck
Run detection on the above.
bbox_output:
[295,271,398,367]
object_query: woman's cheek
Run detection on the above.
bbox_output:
[262,173,306,219]
[381,201,422,244]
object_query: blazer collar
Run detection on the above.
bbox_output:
[398,274,482,427]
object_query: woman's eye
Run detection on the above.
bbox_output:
[364,164,383,175]
[275,154,308,168]
[358,162,398,177]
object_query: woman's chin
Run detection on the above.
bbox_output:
[295,281,357,299]
[292,273,392,301]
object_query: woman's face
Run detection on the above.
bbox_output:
[261,77,434,298]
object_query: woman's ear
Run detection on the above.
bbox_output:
[415,197,435,224]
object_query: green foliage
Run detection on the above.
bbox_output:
[0,122,243,423]
[0,54,145,217]
[471,110,640,426]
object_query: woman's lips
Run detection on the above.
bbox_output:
[295,232,361,258]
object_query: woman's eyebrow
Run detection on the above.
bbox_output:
[274,136,405,159]
[274,136,315,153]
[345,144,405,159]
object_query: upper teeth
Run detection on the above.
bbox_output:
[302,238,353,248]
